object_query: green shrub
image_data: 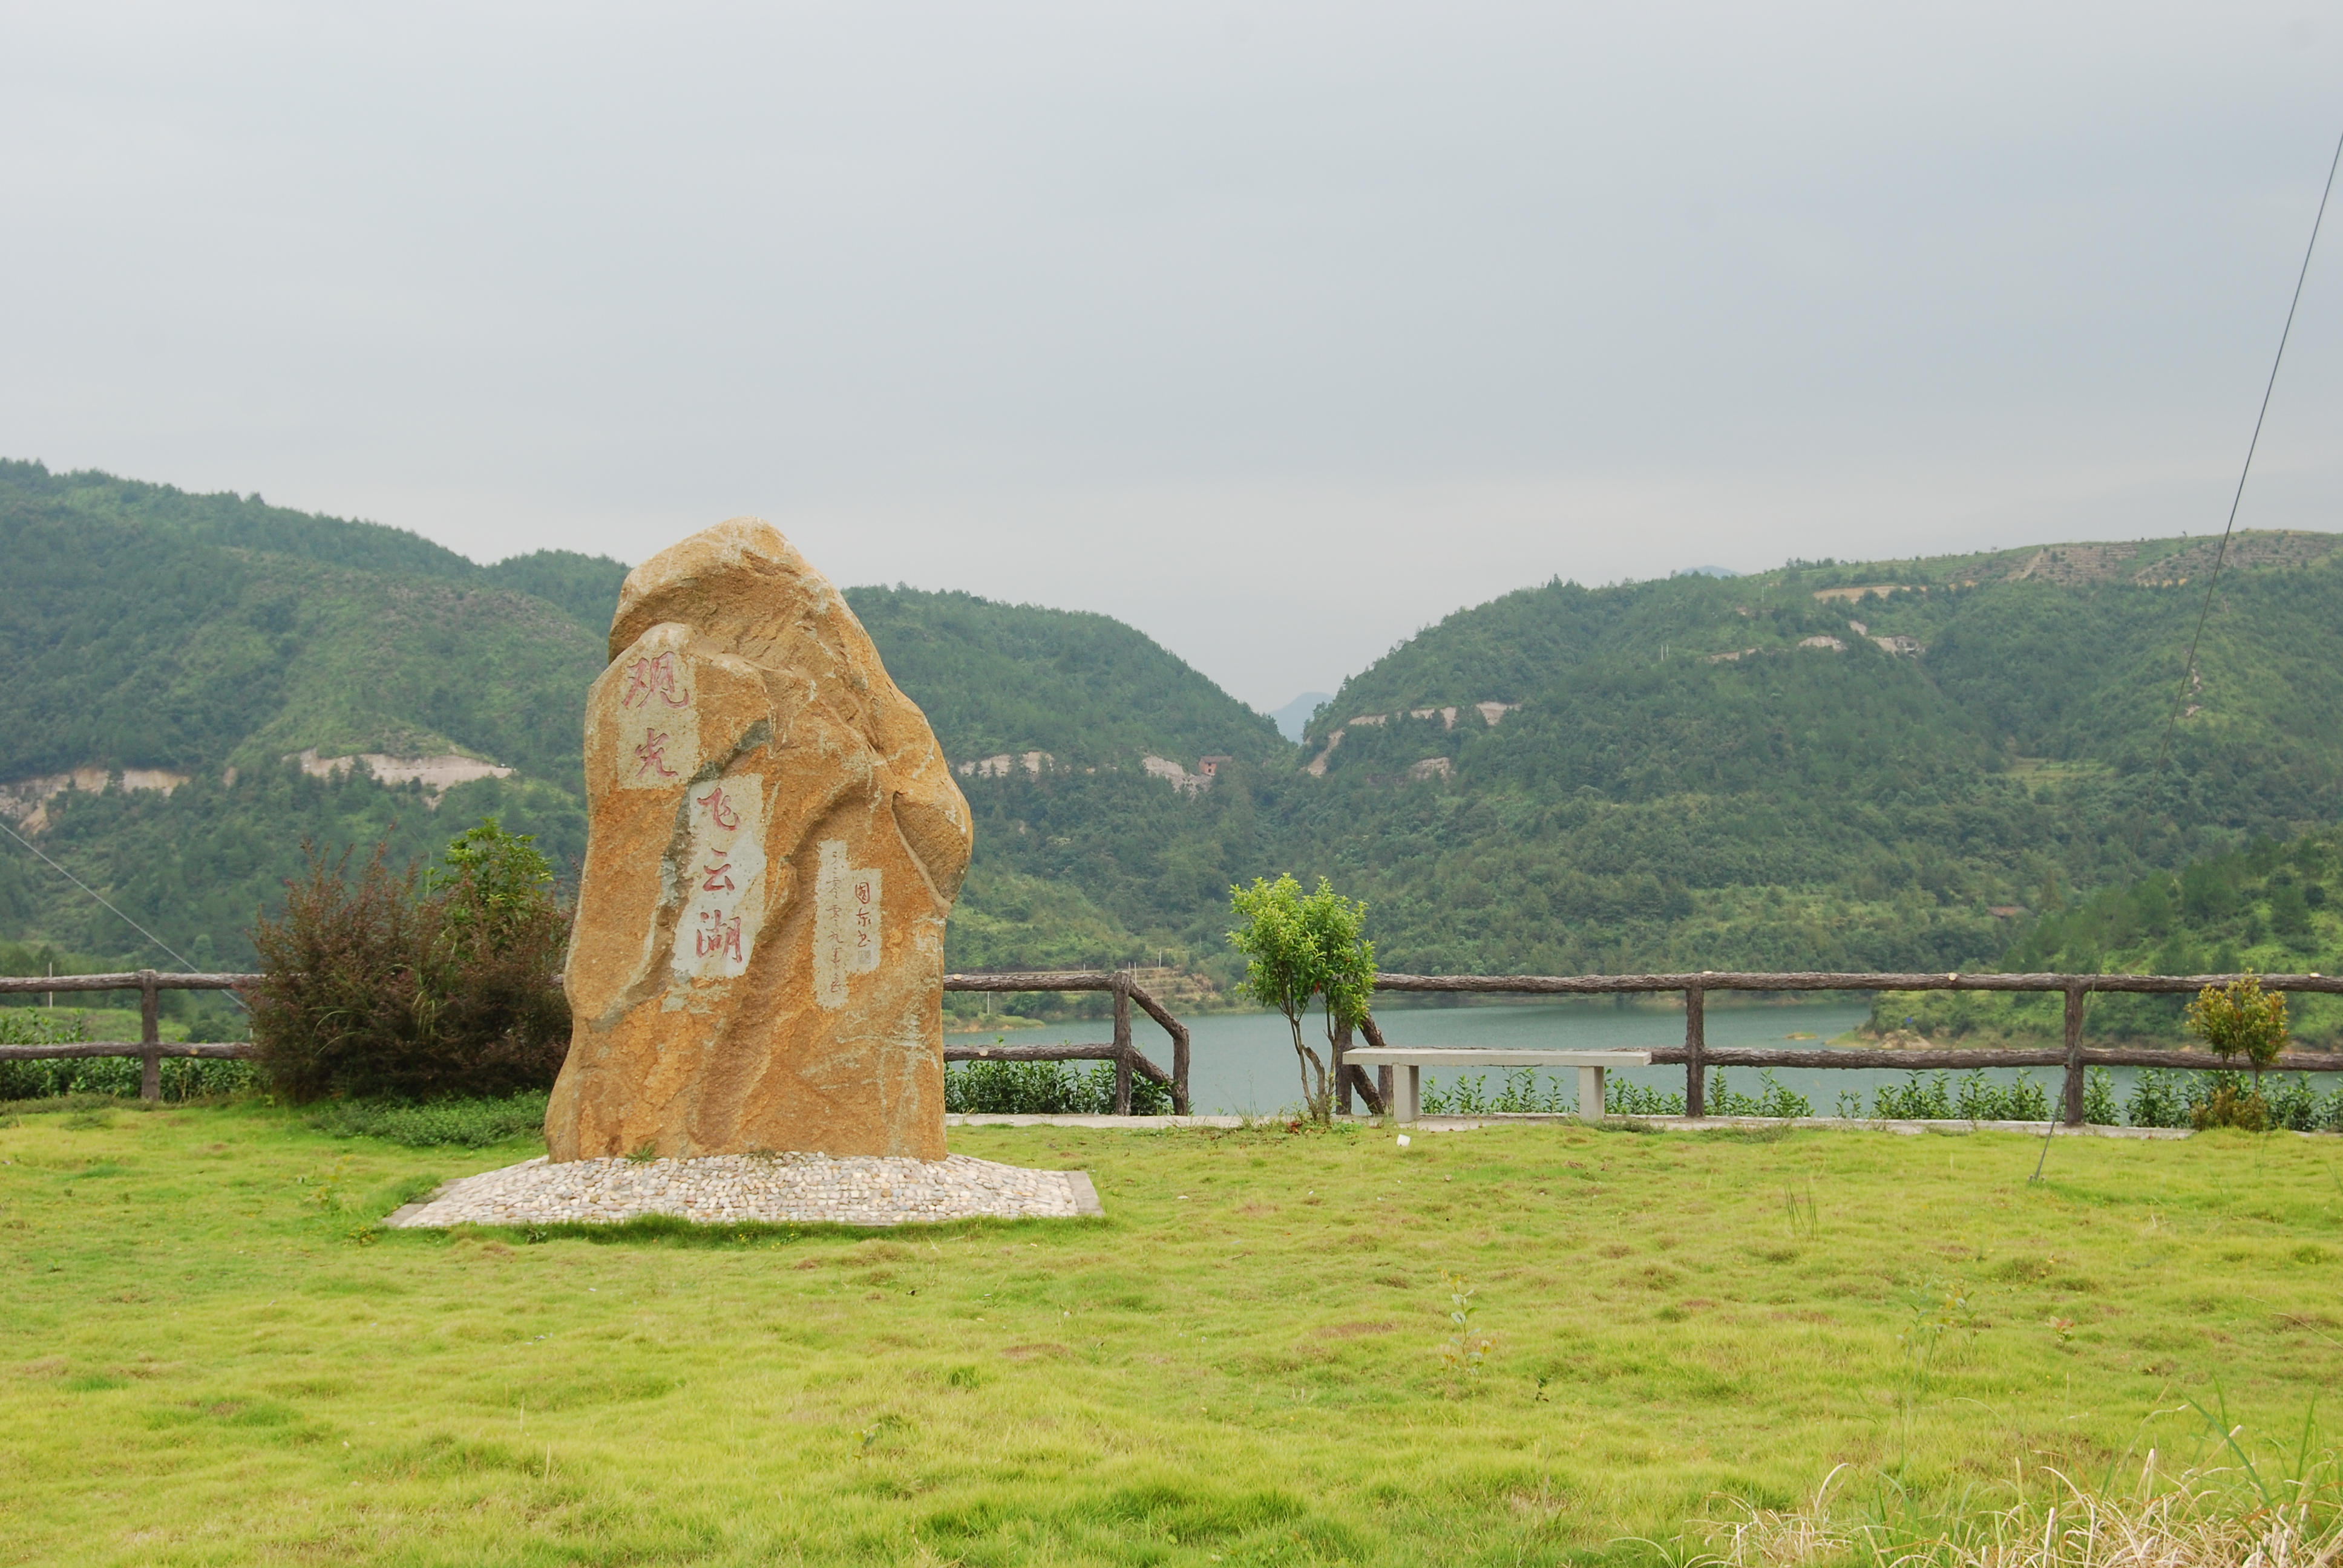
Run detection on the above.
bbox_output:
[1711,1070,1811,1119]
[2125,1066,2342,1129]
[1424,1068,1577,1114]
[1875,1071,1955,1120]
[306,1091,550,1148]
[2127,1067,2189,1128]
[1873,1070,2048,1122]
[1608,1079,1688,1116]
[944,1058,1172,1116]
[1421,1069,1791,1119]
[1956,1070,2049,1122]
[2264,1073,2343,1131]
[247,820,569,1103]
[2192,1082,2270,1132]
[2083,1067,2119,1125]
[0,1009,88,1100]
[1417,1073,1481,1114]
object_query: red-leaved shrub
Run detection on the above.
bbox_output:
[249,820,571,1102]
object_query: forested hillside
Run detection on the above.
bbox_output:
[0,464,1285,977]
[0,461,619,783]
[952,530,2343,978]
[1880,826,2343,1045]
[5,456,2341,997]
[0,462,629,974]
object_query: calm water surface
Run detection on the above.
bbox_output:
[957,997,2338,1117]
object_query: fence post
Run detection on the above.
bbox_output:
[1112,972,1133,1116]
[1332,1018,1353,1115]
[2062,982,2086,1126]
[139,969,161,1103]
[1684,984,1706,1119]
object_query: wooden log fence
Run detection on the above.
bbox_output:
[1367,970,2343,1125]
[0,967,1195,1114]
[9,965,2339,1123]
[0,969,260,1102]
[940,970,1190,1116]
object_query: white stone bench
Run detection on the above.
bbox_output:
[1342,1048,1654,1123]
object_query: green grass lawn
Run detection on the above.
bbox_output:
[1,1102,2338,1567]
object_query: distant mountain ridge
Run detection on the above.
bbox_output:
[845,587,1285,771]
[4,459,631,621]
[7,456,2343,991]
[1269,691,1332,743]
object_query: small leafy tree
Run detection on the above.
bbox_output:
[430,818,559,958]
[2184,972,2289,1130]
[1227,874,1375,1122]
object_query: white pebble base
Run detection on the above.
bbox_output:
[383,1152,1102,1229]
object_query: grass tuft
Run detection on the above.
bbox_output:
[1691,1453,2343,1568]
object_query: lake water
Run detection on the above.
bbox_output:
[956,996,2340,1118]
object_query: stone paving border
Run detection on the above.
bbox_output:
[381,1151,1102,1229]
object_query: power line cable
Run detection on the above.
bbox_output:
[0,815,248,1010]
[2134,123,2343,853]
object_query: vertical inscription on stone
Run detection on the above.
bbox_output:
[618,648,698,789]
[812,838,883,1010]
[672,776,765,982]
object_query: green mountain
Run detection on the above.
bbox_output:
[8,456,2343,999]
[0,463,1280,978]
[1234,531,2343,975]
[0,462,628,975]
[0,460,619,782]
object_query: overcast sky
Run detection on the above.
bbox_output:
[7,3,2343,710]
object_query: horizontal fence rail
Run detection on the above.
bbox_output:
[0,970,263,995]
[1374,969,2343,995]
[941,972,1190,1115]
[1364,970,2343,1123]
[1,969,1193,1114]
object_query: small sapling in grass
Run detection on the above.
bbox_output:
[2186,973,2289,1128]
[1439,1269,1492,1385]
[856,1413,908,1453]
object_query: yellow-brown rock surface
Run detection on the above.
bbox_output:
[545,518,972,1161]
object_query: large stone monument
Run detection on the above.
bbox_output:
[545,518,973,1162]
